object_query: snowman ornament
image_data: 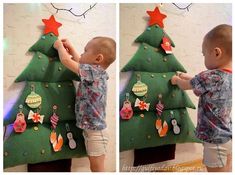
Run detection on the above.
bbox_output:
[169,111,181,135]
[171,118,181,135]
[65,123,77,150]
[66,132,77,150]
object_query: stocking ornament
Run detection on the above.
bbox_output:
[120,93,133,120]
[25,84,42,108]
[132,74,148,97]
[170,111,181,135]
[13,104,27,133]
[155,118,168,137]
[156,94,164,116]
[65,123,77,150]
[50,130,63,152]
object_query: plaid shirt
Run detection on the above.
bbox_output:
[75,64,108,130]
[190,69,232,144]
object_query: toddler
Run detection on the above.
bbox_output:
[171,24,232,172]
[54,36,116,172]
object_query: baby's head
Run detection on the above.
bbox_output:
[202,24,232,70]
[79,36,116,69]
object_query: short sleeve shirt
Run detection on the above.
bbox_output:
[75,64,109,130]
[190,69,232,144]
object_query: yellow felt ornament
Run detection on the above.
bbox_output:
[25,84,42,108]
[132,74,148,97]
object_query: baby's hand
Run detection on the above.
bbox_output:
[53,39,63,50]
[171,75,180,85]
[177,72,192,80]
[61,39,73,52]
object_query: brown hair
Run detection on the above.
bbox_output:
[92,36,116,66]
[205,24,232,57]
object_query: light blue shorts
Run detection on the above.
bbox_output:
[203,140,232,168]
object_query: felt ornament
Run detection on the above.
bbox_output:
[28,110,44,124]
[42,15,62,36]
[135,98,150,111]
[132,74,148,97]
[50,130,63,152]
[170,111,181,135]
[50,105,59,130]
[161,36,172,54]
[155,118,168,137]
[13,105,27,133]
[65,123,77,150]
[156,94,164,116]
[146,6,167,28]
[120,93,133,120]
[171,119,181,135]
[25,84,42,109]
[119,72,195,112]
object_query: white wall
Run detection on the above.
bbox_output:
[120,3,232,171]
[3,3,116,172]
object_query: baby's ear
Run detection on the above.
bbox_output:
[95,54,104,63]
[214,47,222,58]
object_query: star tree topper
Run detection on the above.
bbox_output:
[147,7,167,28]
[42,15,62,36]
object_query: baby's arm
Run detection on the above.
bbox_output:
[54,39,79,74]
[61,39,80,63]
[171,74,193,90]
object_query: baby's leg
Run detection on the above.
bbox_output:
[206,154,231,172]
[88,154,105,172]
[82,129,109,172]
[203,140,232,172]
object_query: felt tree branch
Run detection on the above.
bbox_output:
[50,3,97,18]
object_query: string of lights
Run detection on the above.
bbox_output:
[50,3,97,18]
[172,3,192,12]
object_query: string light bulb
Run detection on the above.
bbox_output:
[158,3,164,8]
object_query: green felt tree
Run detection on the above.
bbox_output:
[120,7,200,152]
[4,15,86,169]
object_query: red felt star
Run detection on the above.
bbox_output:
[146,7,167,28]
[42,15,62,36]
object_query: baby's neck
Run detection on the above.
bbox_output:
[99,63,108,70]
[217,60,232,70]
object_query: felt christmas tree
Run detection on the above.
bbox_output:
[4,15,86,169]
[120,7,201,152]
